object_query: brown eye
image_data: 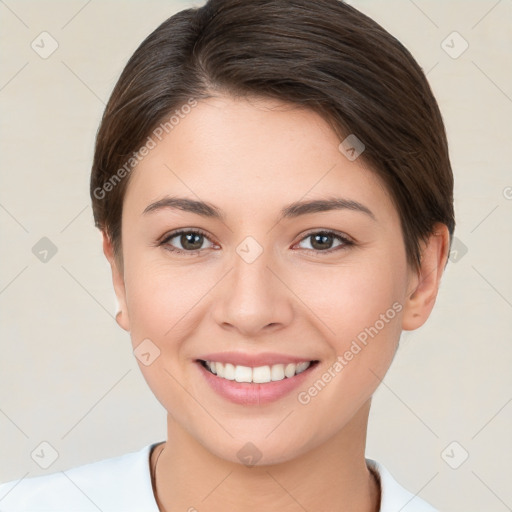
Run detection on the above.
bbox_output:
[297,231,353,253]
[177,232,204,250]
[161,229,214,254]
[310,233,335,250]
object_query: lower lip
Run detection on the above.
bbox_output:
[196,361,319,405]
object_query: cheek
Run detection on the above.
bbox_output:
[290,255,405,346]
[289,255,405,409]
[291,264,404,434]
[124,264,200,342]
[121,261,204,414]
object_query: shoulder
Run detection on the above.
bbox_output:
[366,458,439,512]
[0,443,161,512]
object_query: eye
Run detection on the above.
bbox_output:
[158,229,354,256]
[160,229,216,255]
[295,230,354,253]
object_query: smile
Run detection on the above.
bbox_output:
[199,359,316,383]
[195,352,321,405]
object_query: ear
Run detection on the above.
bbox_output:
[401,223,451,331]
[102,231,130,332]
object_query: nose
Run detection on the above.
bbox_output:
[210,241,294,337]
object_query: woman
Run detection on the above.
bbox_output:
[0,0,454,510]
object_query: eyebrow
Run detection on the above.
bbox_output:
[142,196,376,222]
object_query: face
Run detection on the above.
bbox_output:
[107,95,429,465]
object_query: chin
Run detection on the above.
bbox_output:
[197,428,318,468]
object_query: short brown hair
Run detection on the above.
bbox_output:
[90,0,455,274]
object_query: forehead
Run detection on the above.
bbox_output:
[123,95,397,226]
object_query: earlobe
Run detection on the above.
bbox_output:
[401,224,450,331]
[102,231,131,332]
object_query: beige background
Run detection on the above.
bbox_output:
[0,1,511,510]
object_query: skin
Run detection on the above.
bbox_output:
[102,95,450,512]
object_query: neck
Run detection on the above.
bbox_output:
[151,400,380,512]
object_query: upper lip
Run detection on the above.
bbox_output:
[196,352,319,367]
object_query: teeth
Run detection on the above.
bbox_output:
[284,363,296,378]
[224,363,236,380]
[295,361,310,374]
[271,364,285,381]
[203,360,313,383]
[252,365,271,383]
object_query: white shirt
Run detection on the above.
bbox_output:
[0,442,438,511]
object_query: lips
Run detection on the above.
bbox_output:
[194,351,320,404]
[196,356,320,405]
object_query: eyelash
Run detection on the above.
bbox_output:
[158,228,355,256]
